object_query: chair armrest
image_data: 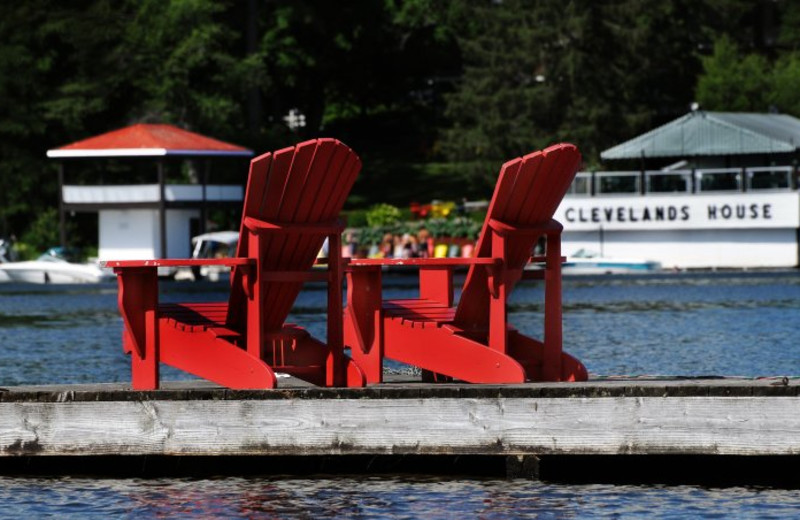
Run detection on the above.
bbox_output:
[348,258,502,308]
[347,258,501,268]
[102,258,255,269]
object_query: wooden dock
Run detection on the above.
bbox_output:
[1,376,798,482]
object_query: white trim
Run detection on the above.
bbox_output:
[47,148,253,158]
[163,149,253,157]
[47,148,169,158]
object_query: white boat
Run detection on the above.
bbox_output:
[561,249,662,275]
[174,231,239,281]
[0,239,12,282]
[0,247,114,284]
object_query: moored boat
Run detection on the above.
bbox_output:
[562,249,662,275]
[174,231,239,281]
[0,247,114,284]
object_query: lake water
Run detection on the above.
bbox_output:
[1,270,799,518]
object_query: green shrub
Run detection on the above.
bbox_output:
[19,207,61,255]
[12,241,37,261]
[357,226,386,246]
[365,203,402,228]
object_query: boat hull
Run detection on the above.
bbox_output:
[561,259,662,275]
[0,262,114,284]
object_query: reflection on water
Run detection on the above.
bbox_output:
[0,272,799,517]
[2,476,800,519]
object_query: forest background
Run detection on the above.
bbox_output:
[2,0,800,253]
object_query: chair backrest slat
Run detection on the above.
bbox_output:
[226,139,361,330]
[453,144,581,330]
[262,139,359,330]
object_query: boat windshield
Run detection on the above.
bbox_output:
[191,232,239,259]
[571,249,600,259]
[38,247,82,263]
[194,239,237,259]
[36,254,67,263]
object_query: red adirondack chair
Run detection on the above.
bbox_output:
[344,143,588,384]
[106,138,367,390]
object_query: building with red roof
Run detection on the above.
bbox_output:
[47,124,253,270]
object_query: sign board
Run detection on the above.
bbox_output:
[554,192,800,231]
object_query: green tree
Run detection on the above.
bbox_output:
[117,0,247,136]
[0,1,125,238]
[438,0,562,190]
[0,1,255,243]
[695,35,771,111]
[0,0,793,249]
[770,53,800,115]
[439,0,753,183]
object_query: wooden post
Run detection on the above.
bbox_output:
[201,160,209,236]
[741,167,747,192]
[639,151,646,195]
[157,161,167,258]
[506,455,540,479]
[58,163,66,248]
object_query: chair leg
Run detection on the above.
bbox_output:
[384,320,526,384]
[507,331,586,382]
[542,229,564,381]
[560,351,588,381]
[116,267,160,390]
[344,268,383,383]
[160,327,277,389]
[326,231,345,386]
[130,309,159,390]
[488,232,508,354]
[344,355,367,387]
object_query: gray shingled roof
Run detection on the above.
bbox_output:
[600,111,800,160]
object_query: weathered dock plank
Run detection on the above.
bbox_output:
[0,377,797,458]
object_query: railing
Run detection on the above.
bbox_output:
[647,171,692,193]
[746,166,794,190]
[568,166,797,196]
[62,184,243,204]
[696,168,742,192]
[566,172,592,196]
[596,171,640,195]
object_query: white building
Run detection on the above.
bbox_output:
[47,124,252,264]
[556,111,800,269]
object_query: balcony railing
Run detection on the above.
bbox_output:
[567,166,797,196]
[62,184,243,204]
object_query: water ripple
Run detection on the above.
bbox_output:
[1,477,799,519]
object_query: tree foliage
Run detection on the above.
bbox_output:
[0,0,794,245]
[696,31,800,116]
[695,35,770,111]
[441,0,757,185]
